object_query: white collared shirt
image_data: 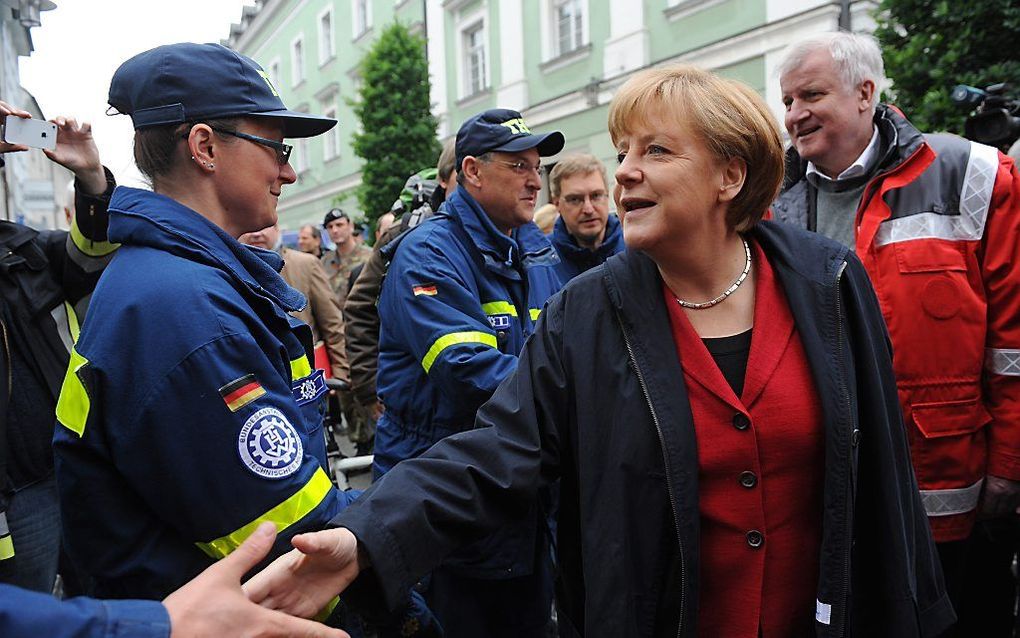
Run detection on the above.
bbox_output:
[806,126,880,185]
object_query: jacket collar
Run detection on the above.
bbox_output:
[444,186,559,277]
[603,221,847,317]
[551,214,623,263]
[107,187,306,313]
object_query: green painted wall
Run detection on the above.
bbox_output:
[239,0,773,229]
[238,0,424,229]
[646,0,766,61]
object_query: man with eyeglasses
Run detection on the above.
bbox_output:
[369,108,564,637]
[548,153,625,284]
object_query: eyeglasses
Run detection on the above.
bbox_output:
[562,192,608,207]
[490,159,546,177]
[211,127,292,165]
[181,125,293,165]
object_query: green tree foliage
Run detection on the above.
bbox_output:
[352,22,440,226]
[874,0,1020,137]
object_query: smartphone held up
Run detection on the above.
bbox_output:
[2,116,57,151]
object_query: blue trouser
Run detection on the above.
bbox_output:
[0,475,61,592]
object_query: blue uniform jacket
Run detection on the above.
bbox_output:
[373,185,561,577]
[0,584,168,638]
[52,187,355,600]
[550,213,625,285]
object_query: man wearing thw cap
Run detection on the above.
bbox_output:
[363,108,564,636]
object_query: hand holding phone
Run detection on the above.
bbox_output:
[3,117,57,152]
[0,99,33,153]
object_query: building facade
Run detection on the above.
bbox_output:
[227,0,877,227]
[0,0,71,229]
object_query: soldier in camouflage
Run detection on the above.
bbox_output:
[321,208,374,453]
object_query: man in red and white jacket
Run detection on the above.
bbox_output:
[773,31,1020,634]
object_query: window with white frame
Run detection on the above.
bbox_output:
[321,97,340,161]
[268,58,281,90]
[353,0,372,38]
[462,21,487,96]
[293,136,309,173]
[291,36,305,85]
[553,0,585,57]
[318,8,335,63]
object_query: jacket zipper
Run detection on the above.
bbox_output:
[833,260,853,638]
[1,316,10,399]
[617,310,686,638]
[854,142,926,240]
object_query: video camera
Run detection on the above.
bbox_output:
[951,83,1020,148]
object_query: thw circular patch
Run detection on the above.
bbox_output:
[238,407,303,479]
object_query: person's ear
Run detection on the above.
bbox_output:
[718,156,746,204]
[461,157,484,188]
[187,124,217,172]
[858,79,876,114]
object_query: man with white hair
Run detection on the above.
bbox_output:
[773,31,1020,633]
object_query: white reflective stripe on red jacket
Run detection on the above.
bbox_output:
[920,479,984,517]
[874,142,999,246]
[986,348,1020,377]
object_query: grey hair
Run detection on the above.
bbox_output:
[778,31,885,110]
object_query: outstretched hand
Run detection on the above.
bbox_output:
[43,117,106,196]
[245,527,365,619]
[164,522,349,638]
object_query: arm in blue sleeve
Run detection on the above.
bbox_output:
[382,238,519,409]
[0,584,169,638]
[122,332,356,562]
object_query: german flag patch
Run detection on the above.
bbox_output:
[219,374,266,412]
[413,283,438,296]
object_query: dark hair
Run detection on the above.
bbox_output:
[133,118,242,190]
[299,223,322,239]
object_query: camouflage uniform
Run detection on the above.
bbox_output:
[321,243,374,451]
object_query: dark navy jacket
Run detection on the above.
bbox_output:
[335,221,953,637]
[53,187,355,600]
[550,213,624,284]
[373,185,561,577]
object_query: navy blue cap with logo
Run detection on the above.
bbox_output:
[108,42,335,138]
[455,108,565,170]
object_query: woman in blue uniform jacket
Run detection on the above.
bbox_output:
[53,42,437,636]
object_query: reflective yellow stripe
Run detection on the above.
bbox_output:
[69,219,118,257]
[421,331,497,373]
[290,355,312,381]
[55,347,90,438]
[480,301,517,317]
[196,467,333,559]
[530,308,541,321]
[64,301,80,343]
[314,596,341,623]
[0,536,13,560]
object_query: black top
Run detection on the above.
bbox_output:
[702,329,752,398]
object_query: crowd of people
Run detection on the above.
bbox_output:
[0,29,1018,638]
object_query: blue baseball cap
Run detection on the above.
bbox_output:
[455,108,564,170]
[108,43,336,139]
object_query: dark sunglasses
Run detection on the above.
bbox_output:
[181,125,293,165]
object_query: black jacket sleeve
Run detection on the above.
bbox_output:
[841,254,955,636]
[41,167,117,311]
[333,293,570,610]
